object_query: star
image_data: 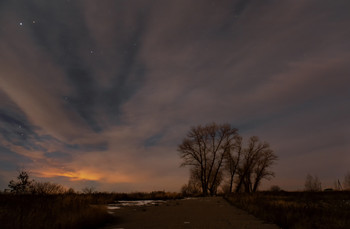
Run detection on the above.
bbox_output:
[19,22,23,26]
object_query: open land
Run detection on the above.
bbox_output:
[1,192,349,229]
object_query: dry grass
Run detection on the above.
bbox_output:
[225,191,350,229]
[0,194,114,229]
[0,191,182,229]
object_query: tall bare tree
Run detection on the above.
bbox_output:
[252,148,277,192]
[224,135,242,193]
[178,123,237,196]
[235,136,276,193]
[343,172,350,190]
[181,167,204,196]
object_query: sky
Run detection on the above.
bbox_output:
[0,0,349,192]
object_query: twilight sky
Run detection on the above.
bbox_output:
[0,0,349,192]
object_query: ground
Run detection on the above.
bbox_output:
[103,197,280,229]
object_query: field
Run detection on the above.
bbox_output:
[1,191,350,229]
[225,191,350,229]
[0,191,181,229]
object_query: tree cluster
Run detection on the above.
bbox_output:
[8,170,67,194]
[178,122,277,195]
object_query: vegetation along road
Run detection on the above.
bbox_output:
[104,197,280,229]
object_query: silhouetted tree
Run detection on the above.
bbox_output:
[304,174,322,191]
[270,185,281,192]
[8,170,34,194]
[178,123,237,196]
[224,135,242,193]
[82,186,96,194]
[66,187,76,194]
[344,172,350,190]
[333,180,341,190]
[181,169,202,196]
[235,136,277,193]
[8,170,68,194]
[252,146,277,192]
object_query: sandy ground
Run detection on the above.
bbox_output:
[103,197,280,229]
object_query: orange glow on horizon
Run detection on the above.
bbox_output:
[32,168,139,183]
[36,170,101,181]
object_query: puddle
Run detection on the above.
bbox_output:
[117,200,166,206]
[107,200,166,214]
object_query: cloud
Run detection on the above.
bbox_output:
[0,0,349,191]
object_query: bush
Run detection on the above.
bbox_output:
[270,185,281,192]
[31,181,66,194]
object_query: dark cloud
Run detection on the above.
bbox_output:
[44,151,72,161]
[0,98,45,151]
[0,145,32,171]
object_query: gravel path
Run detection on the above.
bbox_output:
[103,197,280,229]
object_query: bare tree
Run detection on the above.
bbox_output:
[178,123,237,196]
[344,172,350,190]
[252,147,277,192]
[304,174,322,191]
[235,136,276,193]
[224,135,242,193]
[8,170,34,194]
[181,169,202,196]
[82,186,96,194]
[333,179,343,190]
[66,187,76,194]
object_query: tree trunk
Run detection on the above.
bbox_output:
[229,174,234,193]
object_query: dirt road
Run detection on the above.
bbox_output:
[104,197,280,229]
